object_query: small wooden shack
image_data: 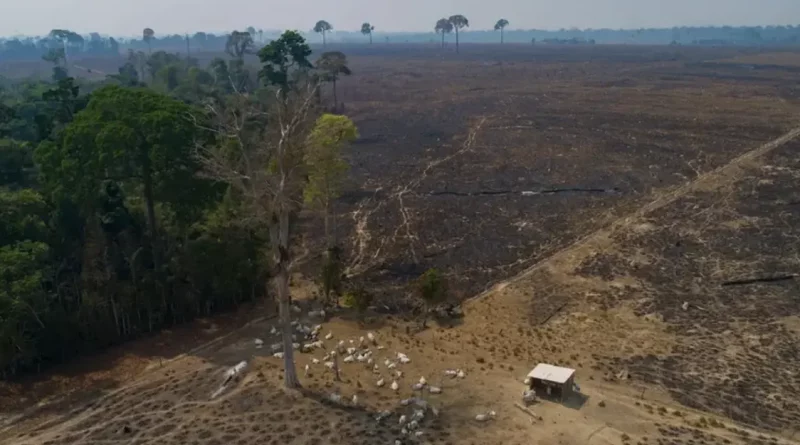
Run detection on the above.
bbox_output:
[527,363,576,402]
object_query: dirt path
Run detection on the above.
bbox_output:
[472,125,800,302]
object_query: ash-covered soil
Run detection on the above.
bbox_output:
[307,45,800,305]
[579,138,800,432]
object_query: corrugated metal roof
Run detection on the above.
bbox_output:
[527,363,575,384]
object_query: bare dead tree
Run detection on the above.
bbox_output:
[193,79,320,388]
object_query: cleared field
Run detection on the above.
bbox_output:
[319,44,800,306]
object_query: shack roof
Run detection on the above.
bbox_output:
[527,363,575,384]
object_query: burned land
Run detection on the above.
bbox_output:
[310,44,800,306]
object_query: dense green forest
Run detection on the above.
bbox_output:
[0,29,357,381]
[2,23,799,63]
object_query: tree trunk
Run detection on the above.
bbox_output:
[331,199,338,248]
[369,33,372,44]
[332,78,338,111]
[441,33,445,48]
[323,199,331,247]
[501,28,504,44]
[323,31,326,47]
[272,208,300,389]
[141,156,166,321]
[455,29,459,53]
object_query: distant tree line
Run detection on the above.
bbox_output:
[0,24,794,63]
[3,24,800,63]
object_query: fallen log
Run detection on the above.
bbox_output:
[721,274,797,286]
[514,402,540,420]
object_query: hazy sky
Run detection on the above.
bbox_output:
[2,0,799,37]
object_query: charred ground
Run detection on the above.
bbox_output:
[309,44,800,305]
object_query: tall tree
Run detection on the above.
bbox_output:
[315,51,351,111]
[225,31,254,59]
[42,48,68,81]
[143,28,155,53]
[224,31,255,92]
[416,268,446,327]
[448,15,469,53]
[435,18,454,48]
[48,29,82,65]
[205,30,318,389]
[494,19,509,44]
[314,20,333,47]
[35,85,204,321]
[304,113,357,248]
[361,22,375,44]
[258,30,313,92]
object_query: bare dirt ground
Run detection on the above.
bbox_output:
[2,44,800,445]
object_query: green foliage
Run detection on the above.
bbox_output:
[435,18,454,35]
[0,138,35,188]
[314,20,333,45]
[35,85,208,216]
[0,41,309,379]
[304,113,356,206]
[416,268,447,307]
[225,31,255,59]
[258,30,313,91]
[448,15,470,30]
[0,188,48,242]
[316,51,352,82]
[0,240,50,374]
[342,285,372,319]
[494,19,509,31]
[320,246,343,305]
[361,23,375,44]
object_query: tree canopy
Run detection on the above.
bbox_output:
[361,22,375,44]
[258,30,313,91]
[314,20,333,46]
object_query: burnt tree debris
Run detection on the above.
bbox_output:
[721,274,798,286]
[427,187,621,197]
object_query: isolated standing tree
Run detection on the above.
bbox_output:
[304,113,357,247]
[48,29,82,65]
[494,19,509,44]
[143,28,155,53]
[225,30,255,59]
[435,18,453,48]
[305,113,356,306]
[448,15,469,53]
[224,31,255,92]
[316,51,351,110]
[42,48,68,80]
[198,30,318,389]
[314,20,333,46]
[361,22,375,44]
[416,268,446,327]
[258,30,313,92]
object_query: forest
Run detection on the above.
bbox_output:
[0,29,364,381]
